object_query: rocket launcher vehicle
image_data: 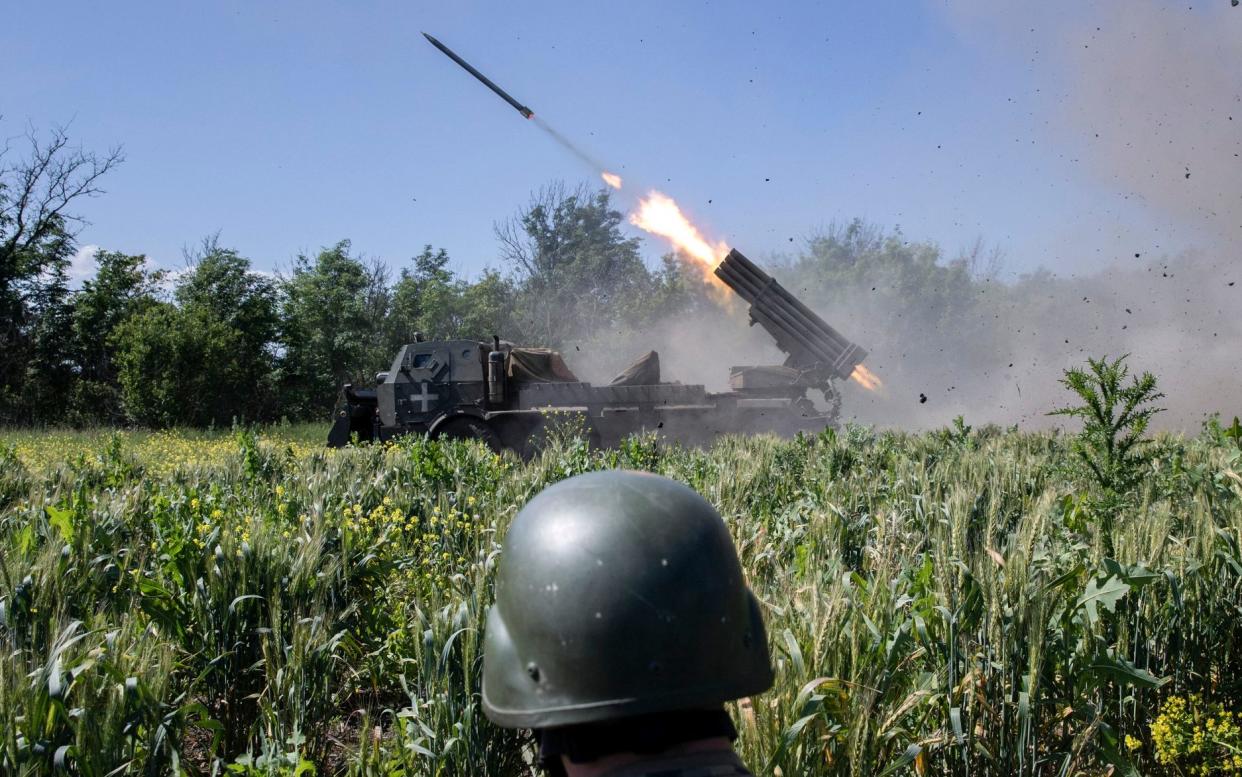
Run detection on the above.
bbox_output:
[714,248,867,383]
[328,248,872,452]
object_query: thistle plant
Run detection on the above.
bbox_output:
[1050,355,1164,509]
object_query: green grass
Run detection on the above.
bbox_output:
[1,423,1239,775]
[0,424,325,475]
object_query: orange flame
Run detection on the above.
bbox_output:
[601,171,622,189]
[628,191,730,293]
[850,364,883,392]
[628,190,883,393]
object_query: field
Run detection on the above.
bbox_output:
[1,421,1240,776]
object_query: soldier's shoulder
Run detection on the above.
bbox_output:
[647,765,753,777]
[602,750,755,777]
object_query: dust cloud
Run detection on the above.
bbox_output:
[572,2,1241,431]
[831,250,1240,430]
[894,0,1241,429]
[571,247,1237,431]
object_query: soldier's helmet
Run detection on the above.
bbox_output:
[482,470,773,729]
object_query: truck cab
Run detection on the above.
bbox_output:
[328,339,496,448]
[376,340,486,429]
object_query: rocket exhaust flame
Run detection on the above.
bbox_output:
[601,171,623,189]
[629,190,883,394]
[628,191,730,292]
[850,364,883,391]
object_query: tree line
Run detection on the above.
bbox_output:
[0,129,718,426]
[6,126,1084,429]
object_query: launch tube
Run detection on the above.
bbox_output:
[715,248,866,380]
[717,251,856,353]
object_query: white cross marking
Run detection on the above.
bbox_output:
[411,382,439,412]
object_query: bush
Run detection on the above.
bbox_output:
[1150,695,1242,775]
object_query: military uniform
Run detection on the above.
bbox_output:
[481,471,772,775]
[593,750,755,777]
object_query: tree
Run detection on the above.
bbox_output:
[496,183,655,346]
[279,241,375,417]
[383,245,518,358]
[17,261,76,424]
[456,269,516,342]
[386,246,453,347]
[112,304,244,427]
[772,219,1012,399]
[358,256,394,374]
[68,250,163,421]
[0,124,122,414]
[647,252,720,320]
[106,240,290,427]
[175,239,280,419]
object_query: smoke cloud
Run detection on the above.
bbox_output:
[573,245,1237,432]
[834,251,1240,430]
[905,0,1241,429]
[1063,3,1242,246]
[572,2,1240,431]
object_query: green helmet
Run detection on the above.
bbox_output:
[482,470,773,729]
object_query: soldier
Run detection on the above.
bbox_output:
[482,470,773,776]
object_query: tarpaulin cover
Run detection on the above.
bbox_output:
[609,351,661,386]
[508,348,579,383]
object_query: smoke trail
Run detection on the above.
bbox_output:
[532,116,623,189]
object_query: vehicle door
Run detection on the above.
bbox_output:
[396,346,452,423]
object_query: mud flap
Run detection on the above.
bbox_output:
[327,409,354,448]
[326,385,379,447]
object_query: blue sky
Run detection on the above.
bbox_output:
[3,1,1231,281]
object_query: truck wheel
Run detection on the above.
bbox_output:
[434,416,501,453]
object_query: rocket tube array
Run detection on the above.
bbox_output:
[714,249,867,380]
